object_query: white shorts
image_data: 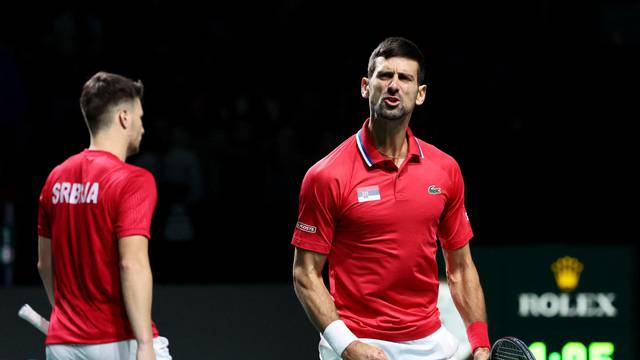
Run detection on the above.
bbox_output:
[46,336,172,360]
[319,326,459,360]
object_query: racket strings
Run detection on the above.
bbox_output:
[492,341,531,360]
[493,354,526,360]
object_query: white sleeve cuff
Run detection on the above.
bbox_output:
[322,320,358,356]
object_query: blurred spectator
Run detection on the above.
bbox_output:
[161,127,204,242]
[164,127,204,204]
[0,47,27,189]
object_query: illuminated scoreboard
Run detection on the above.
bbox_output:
[529,341,613,360]
[460,245,636,360]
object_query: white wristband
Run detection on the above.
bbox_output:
[322,320,358,356]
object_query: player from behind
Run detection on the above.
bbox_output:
[37,71,171,360]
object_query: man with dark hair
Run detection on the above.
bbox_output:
[292,37,491,360]
[37,71,171,360]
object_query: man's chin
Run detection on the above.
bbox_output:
[378,109,405,121]
[373,102,406,121]
[126,144,141,157]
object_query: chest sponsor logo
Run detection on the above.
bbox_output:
[428,185,442,195]
[296,221,317,234]
[52,182,99,204]
[357,186,381,202]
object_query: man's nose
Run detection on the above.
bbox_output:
[387,76,399,93]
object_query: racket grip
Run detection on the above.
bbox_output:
[18,304,49,335]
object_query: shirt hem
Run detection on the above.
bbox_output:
[45,329,160,345]
[347,320,442,343]
[291,237,331,255]
[441,230,473,251]
[116,229,151,240]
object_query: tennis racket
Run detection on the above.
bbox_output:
[491,336,536,360]
[18,304,49,335]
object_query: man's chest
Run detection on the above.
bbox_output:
[337,164,451,232]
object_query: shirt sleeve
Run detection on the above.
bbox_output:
[115,170,158,240]
[37,177,51,238]
[291,166,340,255]
[438,159,473,250]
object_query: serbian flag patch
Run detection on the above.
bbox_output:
[357,185,381,203]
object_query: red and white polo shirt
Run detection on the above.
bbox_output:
[292,119,473,341]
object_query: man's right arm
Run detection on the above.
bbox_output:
[37,236,54,306]
[119,235,156,360]
[292,247,388,360]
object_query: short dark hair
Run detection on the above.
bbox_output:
[79,71,144,134]
[367,37,425,84]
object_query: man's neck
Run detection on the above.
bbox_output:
[89,133,127,162]
[368,115,410,160]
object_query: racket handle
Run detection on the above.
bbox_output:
[18,304,49,335]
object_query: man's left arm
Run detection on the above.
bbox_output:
[442,244,490,360]
[37,236,54,307]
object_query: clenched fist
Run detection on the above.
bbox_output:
[342,341,389,360]
[473,347,490,360]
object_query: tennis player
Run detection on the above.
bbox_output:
[37,72,171,360]
[292,37,491,360]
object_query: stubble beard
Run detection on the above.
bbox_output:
[126,136,142,157]
[373,100,405,122]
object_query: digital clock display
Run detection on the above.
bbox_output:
[529,341,614,360]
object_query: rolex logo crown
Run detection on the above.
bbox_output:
[550,256,584,292]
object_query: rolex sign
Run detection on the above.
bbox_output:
[452,245,635,360]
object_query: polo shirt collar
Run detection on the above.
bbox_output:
[356,118,424,168]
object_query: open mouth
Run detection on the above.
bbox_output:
[383,97,400,106]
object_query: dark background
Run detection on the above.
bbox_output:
[0,1,638,356]
[1,1,635,284]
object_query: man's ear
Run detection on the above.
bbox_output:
[415,84,427,106]
[361,77,370,99]
[117,108,130,129]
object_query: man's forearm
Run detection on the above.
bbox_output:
[294,271,370,359]
[293,269,340,332]
[38,265,55,306]
[293,249,371,359]
[447,261,487,325]
[37,236,55,307]
[445,247,491,359]
[121,260,154,344]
